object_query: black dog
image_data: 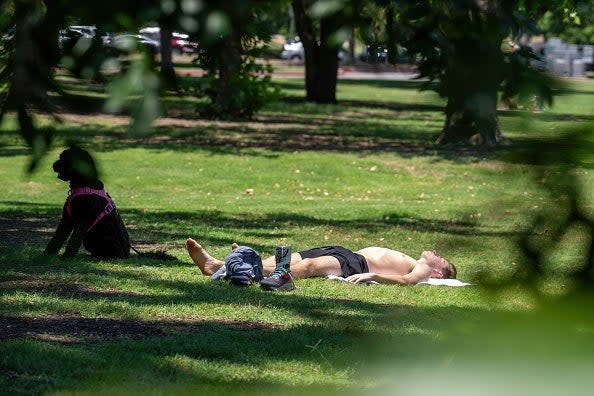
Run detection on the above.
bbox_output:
[44,145,130,259]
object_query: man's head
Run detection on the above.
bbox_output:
[420,250,457,279]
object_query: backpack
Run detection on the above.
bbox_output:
[213,246,264,286]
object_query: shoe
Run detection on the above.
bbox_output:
[275,245,291,267]
[260,268,295,291]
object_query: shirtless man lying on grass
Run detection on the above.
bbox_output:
[186,238,457,289]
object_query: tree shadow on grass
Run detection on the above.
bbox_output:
[0,243,486,395]
[1,84,544,164]
[2,75,586,165]
[2,257,592,396]
[0,203,525,259]
[0,304,474,395]
[498,110,594,123]
[2,122,504,163]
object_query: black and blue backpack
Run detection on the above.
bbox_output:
[214,246,264,286]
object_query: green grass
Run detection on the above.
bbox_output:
[1,76,593,395]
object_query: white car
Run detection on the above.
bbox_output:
[138,27,198,55]
[109,34,160,53]
[280,38,304,60]
[280,38,347,62]
[58,25,113,49]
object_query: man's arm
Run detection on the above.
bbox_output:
[346,263,432,285]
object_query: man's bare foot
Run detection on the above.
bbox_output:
[186,238,224,275]
[231,242,239,250]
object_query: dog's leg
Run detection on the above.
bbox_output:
[62,224,87,258]
[44,216,73,255]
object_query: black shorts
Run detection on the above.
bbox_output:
[298,246,369,277]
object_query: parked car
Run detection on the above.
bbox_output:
[280,37,304,60]
[171,32,198,55]
[138,27,160,42]
[358,45,388,63]
[59,25,95,49]
[280,36,347,61]
[109,34,160,53]
[66,25,97,38]
[138,27,198,55]
[58,25,112,50]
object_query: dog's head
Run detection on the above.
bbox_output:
[53,145,99,184]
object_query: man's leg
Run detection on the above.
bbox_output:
[187,241,343,279]
[261,252,303,275]
[186,238,224,276]
[287,256,343,279]
[260,252,342,278]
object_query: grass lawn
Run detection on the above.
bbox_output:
[1,75,593,395]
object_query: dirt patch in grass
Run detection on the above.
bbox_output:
[0,314,281,344]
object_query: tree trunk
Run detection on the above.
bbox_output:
[316,15,340,103]
[215,32,243,117]
[10,0,51,109]
[292,0,340,104]
[158,21,177,90]
[435,12,509,147]
[386,3,399,65]
[436,89,507,146]
[347,26,355,66]
[292,0,318,102]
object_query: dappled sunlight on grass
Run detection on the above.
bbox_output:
[1,74,592,394]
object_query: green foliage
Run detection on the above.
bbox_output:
[104,58,162,135]
[539,2,594,44]
[500,45,556,110]
[502,126,594,288]
[192,42,282,119]
[184,1,287,119]
[0,0,70,170]
[0,0,294,169]
[397,0,552,143]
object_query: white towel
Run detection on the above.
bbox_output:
[326,275,472,287]
[416,278,472,287]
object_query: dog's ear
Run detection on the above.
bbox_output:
[54,145,99,182]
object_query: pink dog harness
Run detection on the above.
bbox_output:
[66,187,116,232]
